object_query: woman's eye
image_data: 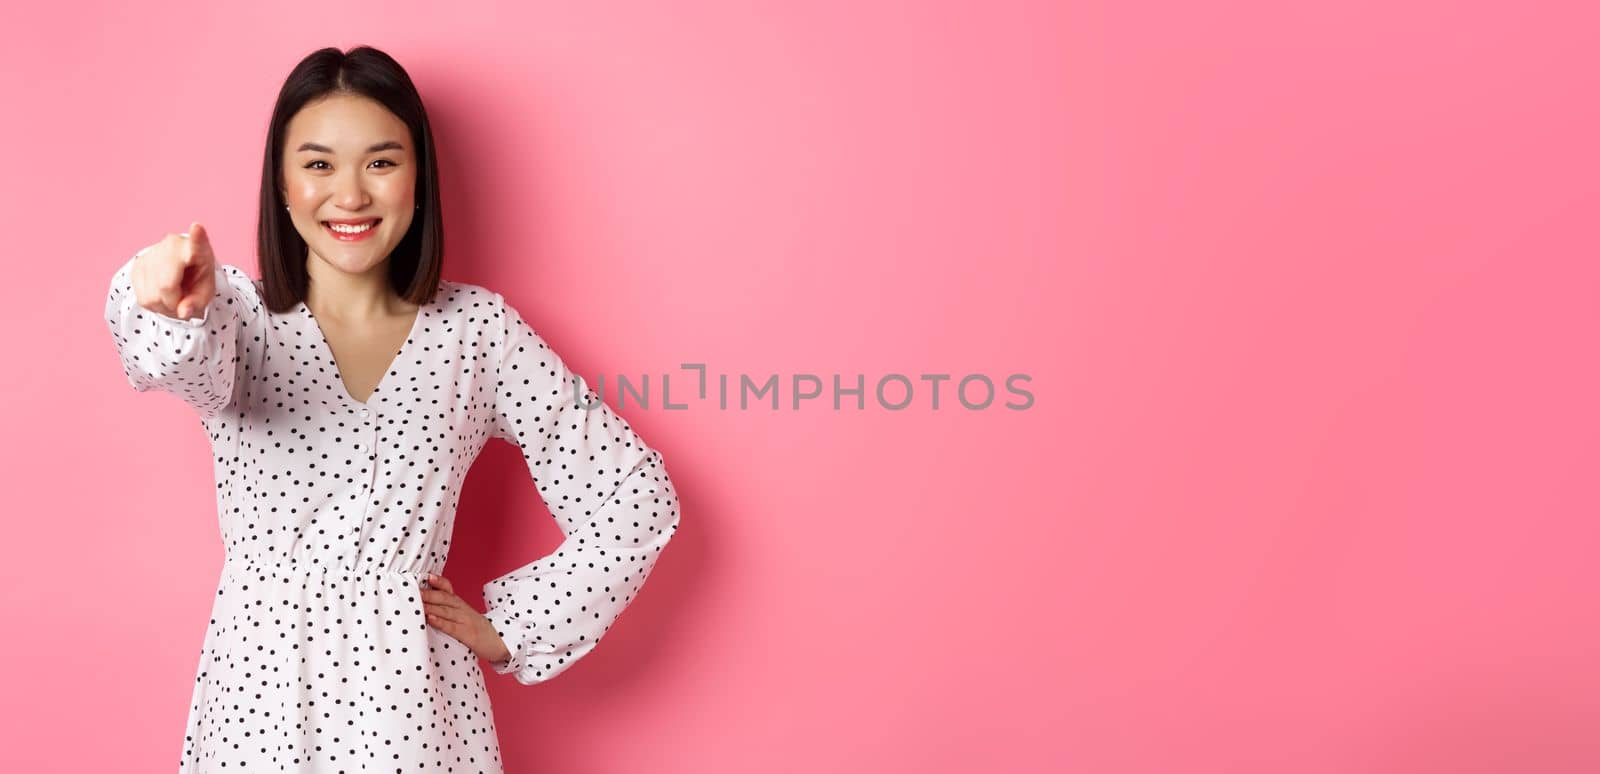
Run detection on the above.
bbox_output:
[301,159,395,170]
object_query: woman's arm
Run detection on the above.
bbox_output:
[479,292,682,686]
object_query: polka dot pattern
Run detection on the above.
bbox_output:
[104,255,682,772]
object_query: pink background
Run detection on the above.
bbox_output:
[3,1,1597,771]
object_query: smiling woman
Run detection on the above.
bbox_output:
[103,45,682,774]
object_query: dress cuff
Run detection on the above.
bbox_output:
[146,306,211,328]
[484,610,562,680]
[484,611,531,677]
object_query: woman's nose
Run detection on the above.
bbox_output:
[334,169,369,209]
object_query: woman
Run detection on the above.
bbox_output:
[103,46,681,772]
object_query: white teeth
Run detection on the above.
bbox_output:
[327,221,376,234]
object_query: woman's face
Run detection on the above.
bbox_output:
[280,93,418,278]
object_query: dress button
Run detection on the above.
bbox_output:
[359,408,371,420]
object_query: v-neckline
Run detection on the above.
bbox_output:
[300,299,425,407]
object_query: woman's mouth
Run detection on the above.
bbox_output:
[322,218,381,242]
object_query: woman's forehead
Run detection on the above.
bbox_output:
[286,94,408,149]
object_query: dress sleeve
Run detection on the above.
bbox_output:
[479,292,682,686]
[104,252,261,419]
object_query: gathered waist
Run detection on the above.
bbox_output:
[222,553,433,585]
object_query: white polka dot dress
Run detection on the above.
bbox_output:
[104,255,682,772]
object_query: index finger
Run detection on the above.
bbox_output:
[185,221,214,258]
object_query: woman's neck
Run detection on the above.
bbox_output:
[304,256,407,322]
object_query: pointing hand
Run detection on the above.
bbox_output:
[131,221,217,320]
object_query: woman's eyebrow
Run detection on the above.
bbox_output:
[295,141,405,153]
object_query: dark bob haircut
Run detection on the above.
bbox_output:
[256,45,444,312]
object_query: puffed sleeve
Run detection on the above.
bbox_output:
[104,252,262,419]
[479,292,682,686]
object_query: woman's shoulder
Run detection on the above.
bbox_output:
[433,278,529,339]
[437,279,544,340]
[433,277,506,315]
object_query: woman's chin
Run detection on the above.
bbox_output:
[308,243,393,275]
